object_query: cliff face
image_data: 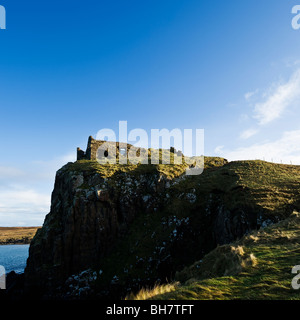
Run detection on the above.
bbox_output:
[24,158,300,299]
[24,161,168,295]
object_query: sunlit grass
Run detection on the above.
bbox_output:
[0,227,40,244]
[125,282,179,300]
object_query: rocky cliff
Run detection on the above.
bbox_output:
[24,157,300,299]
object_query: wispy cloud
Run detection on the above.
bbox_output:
[0,166,25,179]
[239,128,259,140]
[31,152,76,179]
[216,129,300,164]
[0,188,50,207]
[0,152,76,226]
[214,145,224,154]
[244,89,258,101]
[253,69,300,125]
[0,152,76,183]
[0,186,51,226]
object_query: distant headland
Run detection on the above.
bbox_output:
[0,227,40,245]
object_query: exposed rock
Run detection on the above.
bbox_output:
[23,155,300,299]
[54,268,99,299]
[24,163,166,297]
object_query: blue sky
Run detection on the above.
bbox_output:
[1,0,300,226]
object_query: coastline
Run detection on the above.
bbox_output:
[0,227,40,245]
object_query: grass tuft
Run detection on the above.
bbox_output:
[125,282,179,300]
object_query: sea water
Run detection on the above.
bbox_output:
[0,244,29,274]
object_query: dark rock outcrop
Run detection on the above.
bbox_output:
[24,163,167,296]
[24,157,299,299]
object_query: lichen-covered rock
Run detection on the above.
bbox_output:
[54,269,99,299]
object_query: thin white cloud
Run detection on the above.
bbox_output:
[0,187,50,226]
[0,166,25,179]
[0,188,50,206]
[0,152,76,183]
[216,129,300,164]
[32,152,76,166]
[214,145,224,154]
[0,152,75,226]
[31,152,76,178]
[253,69,300,125]
[240,128,259,140]
[244,89,258,101]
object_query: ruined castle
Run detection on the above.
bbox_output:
[77,136,131,161]
[77,136,183,163]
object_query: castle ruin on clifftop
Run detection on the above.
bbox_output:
[77,136,132,161]
[77,136,183,162]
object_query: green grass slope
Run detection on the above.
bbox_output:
[150,211,300,300]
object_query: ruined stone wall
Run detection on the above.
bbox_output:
[77,136,132,161]
[77,136,183,163]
